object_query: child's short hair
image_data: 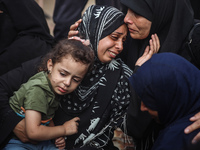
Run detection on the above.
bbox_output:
[38,39,94,72]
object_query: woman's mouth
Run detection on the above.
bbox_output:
[128,28,138,33]
[108,50,117,58]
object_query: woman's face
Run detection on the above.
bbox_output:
[97,24,127,63]
[140,101,160,123]
[124,9,152,40]
[47,55,89,95]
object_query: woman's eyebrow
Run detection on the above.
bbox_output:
[113,32,123,35]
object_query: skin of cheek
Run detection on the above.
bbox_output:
[47,58,89,95]
[141,101,160,123]
[97,39,115,63]
[97,24,127,63]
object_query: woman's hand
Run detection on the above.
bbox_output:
[68,19,90,46]
[55,136,66,149]
[69,36,90,46]
[68,19,82,39]
[13,119,37,144]
[135,34,160,66]
[184,112,200,144]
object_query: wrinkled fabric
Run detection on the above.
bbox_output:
[120,0,194,69]
[55,5,133,149]
[129,53,200,149]
[0,0,54,75]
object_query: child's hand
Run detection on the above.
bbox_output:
[63,117,80,135]
[55,137,66,149]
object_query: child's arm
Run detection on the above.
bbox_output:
[48,120,55,127]
[25,110,80,141]
[46,119,66,149]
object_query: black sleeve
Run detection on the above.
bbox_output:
[0,56,41,146]
[189,20,200,69]
[1,0,52,40]
[127,86,163,150]
[0,0,54,75]
[126,86,153,139]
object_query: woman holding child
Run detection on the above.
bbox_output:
[0,5,159,149]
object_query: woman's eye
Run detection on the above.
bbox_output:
[60,72,66,76]
[111,36,118,40]
[123,38,127,42]
[133,12,140,18]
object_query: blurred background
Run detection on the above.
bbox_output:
[36,0,95,36]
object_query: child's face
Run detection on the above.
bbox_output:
[97,24,127,63]
[140,101,160,123]
[47,55,89,95]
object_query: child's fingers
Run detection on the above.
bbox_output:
[56,142,65,147]
[55,137,66,149]
[55,137,63,143]
[73,117,80,122]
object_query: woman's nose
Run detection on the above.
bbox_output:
[124,12,131,24]
[124,9,134,24]
[124,14,129,24]
[115,40,123,52]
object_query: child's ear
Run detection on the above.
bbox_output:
[47,59,53,72]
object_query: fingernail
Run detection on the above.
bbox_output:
[192,139,197,144]
[185,129,189,133]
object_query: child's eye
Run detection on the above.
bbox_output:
[73,78,81,83]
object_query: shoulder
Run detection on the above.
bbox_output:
[188,21,200,68]
[153,119,200,150]
[189,21,200,41]
[116,58,133,78]
[20,71,51,94]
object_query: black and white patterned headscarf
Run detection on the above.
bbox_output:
[78,5,125,58]
[60,5,133,149]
